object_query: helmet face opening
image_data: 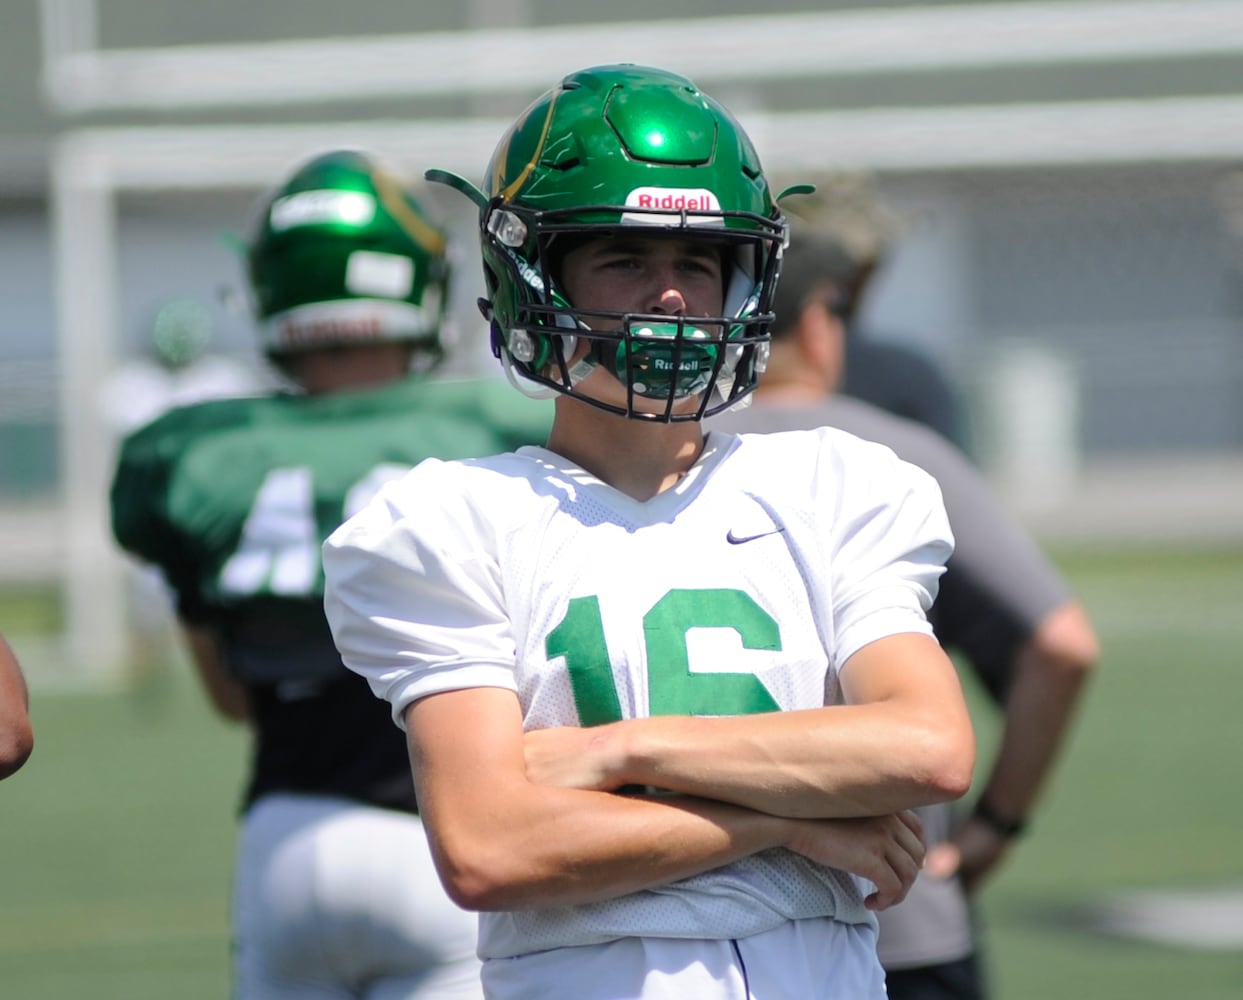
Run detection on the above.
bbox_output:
[246,150,451,367]
[444,64,788,422]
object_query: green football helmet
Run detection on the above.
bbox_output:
[428,64,793,421]
[247,149,450,366]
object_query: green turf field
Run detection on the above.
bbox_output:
[1,546,1240,998]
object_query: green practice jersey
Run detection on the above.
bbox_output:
[111,375,553,682]
[111,374,551,812]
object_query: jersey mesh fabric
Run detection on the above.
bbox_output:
[325,427,952,959]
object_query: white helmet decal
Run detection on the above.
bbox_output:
[621,188,722,226]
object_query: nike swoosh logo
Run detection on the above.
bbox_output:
[726,527,786,545]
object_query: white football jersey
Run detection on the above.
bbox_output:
[324,428,952,960]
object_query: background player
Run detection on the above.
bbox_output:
[324,65,975,1000]
[712,226,1099,999]
[102,299,269,694]
[110,149,552,999]
[788,176,971,453]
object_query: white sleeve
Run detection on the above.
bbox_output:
[826,432,955,668]
[323,459,517,728]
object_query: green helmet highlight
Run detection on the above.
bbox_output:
[247,149,450,364]
[429,64,789,421]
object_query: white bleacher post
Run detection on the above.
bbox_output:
[50,135,128,684]
[977,337,1083,514]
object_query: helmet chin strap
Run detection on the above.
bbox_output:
[547,314,596,389]
[502,324,596,393]
[566,351,598,387]
[498,344,558,400]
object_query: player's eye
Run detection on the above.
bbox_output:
[593,254,643,275]
[679,257,719,277]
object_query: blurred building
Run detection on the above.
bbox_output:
[3,0,1242,677]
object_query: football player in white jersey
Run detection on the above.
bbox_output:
[324,64,975,1000]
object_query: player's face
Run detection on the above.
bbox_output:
[557,234,728,417]
[559,235,726,325]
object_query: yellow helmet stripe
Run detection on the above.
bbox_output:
[495,85,565,203]
[372,168,447,255]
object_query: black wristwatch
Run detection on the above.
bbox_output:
[971,798,1028,839]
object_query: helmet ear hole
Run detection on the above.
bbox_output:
[506,329,550,370]
[503,331,579,378]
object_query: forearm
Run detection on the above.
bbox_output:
[412,655,954,914]
[529,634,974,820]
[944,603,1097,895]
[407,686,790,910]
[437,783,790,911]
[598,704,967,819]
[180,623,250,722]
[974,610,1096,822]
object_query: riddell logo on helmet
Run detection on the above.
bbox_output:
[652,357,703,372]
[622,188,721,226]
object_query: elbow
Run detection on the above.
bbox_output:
[0,719,34,780]
[438,863,532,913]
[443,878,514,913]
[1066,637,1100,680]
[432,815,590,911]
[1039,602,1101,680]
[430,833,535,912]
[932,752,975,804]
[912,724,975,805]
[1054,628,1100,682]
[436,875,488,912]
[435,852,500,911]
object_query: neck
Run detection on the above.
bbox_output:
[291,344,411,395]
[546,397,707,502]
[754,340,837,404]
[753,380,829,405]
[753,363,836,406]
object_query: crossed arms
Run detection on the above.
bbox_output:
[405,630,975,913]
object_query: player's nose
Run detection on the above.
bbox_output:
[650,283,688,315]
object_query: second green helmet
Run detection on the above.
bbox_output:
[247,149,450,363]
